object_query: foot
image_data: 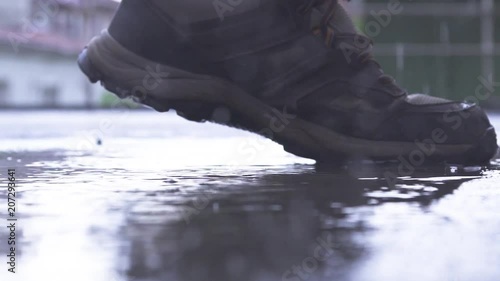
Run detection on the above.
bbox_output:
[78,0,498,164]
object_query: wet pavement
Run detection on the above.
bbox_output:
[0,110,499,281]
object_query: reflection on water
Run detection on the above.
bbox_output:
[0,111,499,281]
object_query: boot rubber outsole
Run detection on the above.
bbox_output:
[78,31,498,164]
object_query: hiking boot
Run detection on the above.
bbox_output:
[78,0,498,164]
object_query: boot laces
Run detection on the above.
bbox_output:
[298,0,400,89]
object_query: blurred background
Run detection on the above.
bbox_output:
[0,0,498,109]
[1,2,499,281]
[0,0,119,109]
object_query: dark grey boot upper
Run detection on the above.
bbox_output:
[106,0,498,163]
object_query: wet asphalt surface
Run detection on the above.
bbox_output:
[0,111,499,281]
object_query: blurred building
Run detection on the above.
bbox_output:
[0,0,118,108]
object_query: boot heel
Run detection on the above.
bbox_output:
[77,48,102,84]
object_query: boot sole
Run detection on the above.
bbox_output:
[78,31,498,164]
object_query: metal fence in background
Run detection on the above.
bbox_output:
[351,0,498,107]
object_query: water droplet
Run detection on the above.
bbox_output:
[449,166,458,173]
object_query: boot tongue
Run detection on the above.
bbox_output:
[308,1,371,55]
[306,1,407,99]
